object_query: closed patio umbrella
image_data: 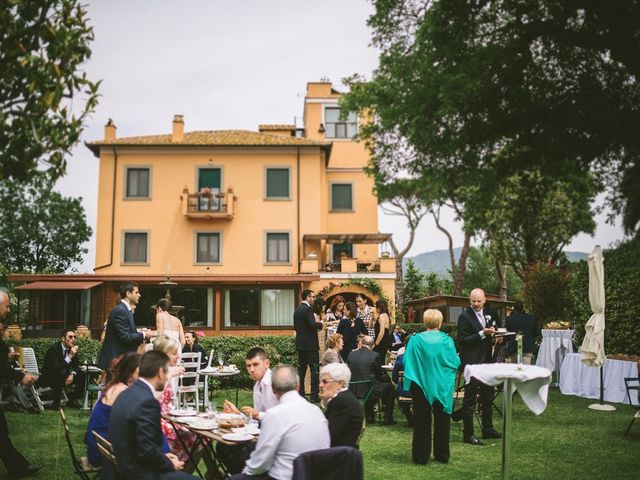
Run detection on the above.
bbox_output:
[580,245,615,411]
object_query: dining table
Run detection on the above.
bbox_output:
[198,366,241,408]
[163,412,258,479]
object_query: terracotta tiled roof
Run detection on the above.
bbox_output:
[258,124,296,131]
[86,130,330,155]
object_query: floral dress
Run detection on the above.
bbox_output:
[159,383,203,462]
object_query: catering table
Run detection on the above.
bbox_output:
[464,363,552,480]
[163,413,258,478]
[198,367,241,408]
[536,329,574,382]
[80,364,103,411]
[559,353,639,406]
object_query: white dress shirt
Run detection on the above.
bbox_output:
[253,368,278,421]
[243,390,330,479]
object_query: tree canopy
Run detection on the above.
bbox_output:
[0,0,100,181]
[0,176,92,274]
[345,0,639,235]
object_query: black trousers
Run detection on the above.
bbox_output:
[297,350,319,398]
[39,371,86,408]
[410,383,450,464]
[0,407,31,477]
[461,376,494,437]
[366,382,395,422]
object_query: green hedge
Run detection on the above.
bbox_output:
[8,335,297,388]
[568,235,640,355]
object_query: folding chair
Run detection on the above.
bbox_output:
[178,352,201,410]
[293,446,364,480]
[349,380,380,425]
[22,347,67,411]
[92,431,119,479]
[624,377,640,435]
[59,409,100,480]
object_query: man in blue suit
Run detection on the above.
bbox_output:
[98,282,155,374]
[293,289,322,403]
[108,350,196,479]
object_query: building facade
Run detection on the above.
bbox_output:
[11,82,395,337]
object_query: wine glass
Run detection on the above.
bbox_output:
[217,355,224,369]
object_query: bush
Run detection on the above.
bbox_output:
[568,236,640,355]
[524,262,571,325]
[9,335,297,388]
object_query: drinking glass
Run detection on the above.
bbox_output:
[217,355,224,368]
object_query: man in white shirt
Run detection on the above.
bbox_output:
[230,365,330,480]
[219,347,279,474]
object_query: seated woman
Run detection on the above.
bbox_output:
[403,309,460,465]
[86,352,142,467]
[182,330,208,369]
[154,335,214,474]
[320,363,364,448]
[321,333,345,366]
[391,344,413,426]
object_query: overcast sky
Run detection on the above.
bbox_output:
[55,0,627,272]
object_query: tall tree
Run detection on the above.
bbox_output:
[0,176,92,273]
[1,0,100,181]
[360,0,640,234]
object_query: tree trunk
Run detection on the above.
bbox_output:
[496,260,507,299]
[453,232,472,296]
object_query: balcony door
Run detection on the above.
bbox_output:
[198,168,221,211]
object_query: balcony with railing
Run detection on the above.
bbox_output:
[181,187,236,220]
[300,233,395,274]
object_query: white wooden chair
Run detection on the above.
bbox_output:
[177,352,201,410]
[22,347,67,411]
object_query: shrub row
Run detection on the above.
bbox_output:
[9,335,298,389]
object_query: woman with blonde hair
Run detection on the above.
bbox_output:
[403,309,460,465]
[322,333,345,366]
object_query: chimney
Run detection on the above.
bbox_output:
[172,114,184,142]
[104,118,116,140]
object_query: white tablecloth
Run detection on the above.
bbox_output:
[559,353,639,405]
[536,329,574,372]
[464,363,552,415]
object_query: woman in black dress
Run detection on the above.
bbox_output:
[373,299,392,363]
[336,302,368,362]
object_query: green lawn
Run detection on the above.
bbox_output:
[3,389,639,479]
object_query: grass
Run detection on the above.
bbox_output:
[3,388,639,479]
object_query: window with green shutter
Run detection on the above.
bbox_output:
[331,183,353,211]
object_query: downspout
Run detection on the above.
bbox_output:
[95,146,118,270]
[297,147,301,273]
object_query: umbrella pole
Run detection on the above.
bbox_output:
[588,365,616,411]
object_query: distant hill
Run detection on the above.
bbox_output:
[405,247,587,276]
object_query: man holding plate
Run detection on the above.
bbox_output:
[452,288,503,446]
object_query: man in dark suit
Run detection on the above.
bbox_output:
[506,301,538,364]
[293,289,322,403]
[0,289,42,479]
[98,282,155,373]
[453,288,502,445]
[320,363,364,447]
[37,329,85,409]
[108,350,196,480]
[348,336,395,425]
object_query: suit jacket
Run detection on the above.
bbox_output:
[294,302,321,351]
[325,390,364,448]
[39,342,80,387]
[347,348,387,398]
[457,306,499,368]
[0,337,24,385]
[98,302,143,370]
[506,312,539,355]
[108,379,174,480]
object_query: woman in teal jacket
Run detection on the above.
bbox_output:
[403,309,460,465]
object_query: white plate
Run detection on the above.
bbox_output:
[174,416,200,424]
[188,419,217,430]
[169,409,197,417]
[216,412,243,420]
[232,426,260,435]
[199,367,218,373]
[222,432,254,442]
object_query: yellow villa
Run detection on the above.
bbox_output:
[10,82,396,337]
